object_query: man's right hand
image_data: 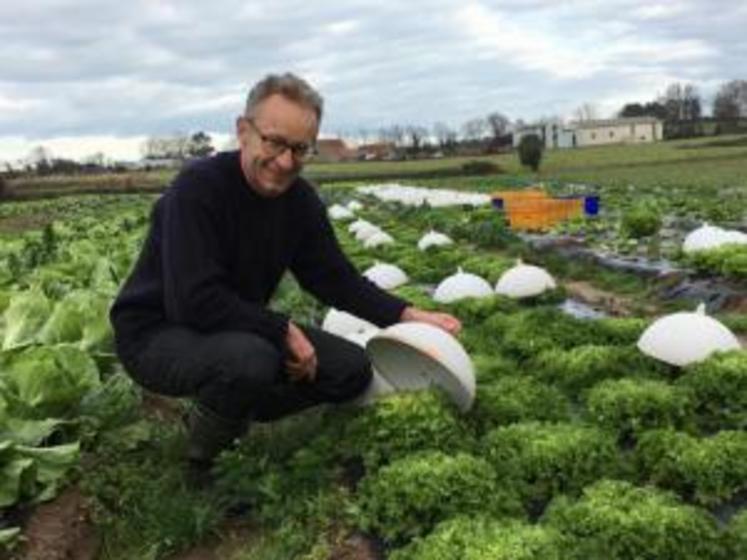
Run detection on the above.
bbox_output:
[285,321,318,382]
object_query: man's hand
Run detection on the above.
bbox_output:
[400,306,462,335]
[285,321,318,382]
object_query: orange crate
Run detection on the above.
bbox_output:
[491,189,547,206]
[506,198,583,231]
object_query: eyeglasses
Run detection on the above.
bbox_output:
[244,117,317,162]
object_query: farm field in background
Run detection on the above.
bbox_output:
[0,136,746,559]
[5,134,747,198]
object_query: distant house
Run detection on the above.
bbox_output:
[356,142,398,161]
[513,119,577,149]
[314,138,355,163]
[513,116,663,149]
[574,117,663,146]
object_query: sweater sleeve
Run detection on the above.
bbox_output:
[289,191,409,327]
[161,184,289,350]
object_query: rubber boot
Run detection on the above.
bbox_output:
[185,404,249,490]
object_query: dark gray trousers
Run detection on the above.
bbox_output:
[118,324,373,422]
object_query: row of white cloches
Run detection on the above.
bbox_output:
[349,218,457,252]
[355,183,491,208]
[362,259,557,301]
[683,222,747,253]
[328,201,363,221]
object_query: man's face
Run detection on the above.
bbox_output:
[236,94,319,198]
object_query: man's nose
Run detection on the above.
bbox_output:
[276,148,297,169]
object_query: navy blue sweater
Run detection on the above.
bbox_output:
[110,151,408,357]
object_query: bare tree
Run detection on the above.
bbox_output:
[486,112,510,139]
[27,145,53,166]
[433,121,457,152]
[378,125,406,147]
[404,125,429,152]
[461,117,488,141]
[574,103,598,122]
[660,83,701,121]
[713,80,747,119]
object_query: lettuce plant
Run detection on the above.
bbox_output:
[676,351,747,432]
[531,344,666,395]
[542,479,724,560]
[585,378,693,440]
[354,450,522,544]
[635,429,747,506]
[481,421,623,508]
[471,376,570,433]
[390,516,564,560]
[338,390,472,470]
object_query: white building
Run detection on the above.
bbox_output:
[573,117,663,146]
[513,117,663,149]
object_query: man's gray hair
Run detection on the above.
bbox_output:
[245,72,324,122]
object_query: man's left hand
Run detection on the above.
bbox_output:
[400,306,462,335]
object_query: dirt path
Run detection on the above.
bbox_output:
[165,519,261,560]
[12,487,98,560]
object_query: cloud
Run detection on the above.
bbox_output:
[0,0,744,160]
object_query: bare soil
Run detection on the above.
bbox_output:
[165,519,261,560]
[564,280,643,316]
[11,487,98,560]
[329,532,385,560]
[0,213,56,234]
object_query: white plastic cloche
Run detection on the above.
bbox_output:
[348,219,374,234]
[683,223,747,254]
[433,268,493,303]
[417,230,454,251]
[495,259,557,299]
[354,223,383,242]
[346,200,364,212]
[363,261,409,290]
[637,303,741,367]
[366,321,476,412]
[351,369,395,407]
[328,204,355,221]
[321,308,377,338]
[363,231,394,249]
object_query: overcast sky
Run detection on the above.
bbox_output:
[1,0,745,162]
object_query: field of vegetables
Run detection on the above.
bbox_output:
[0,138,746,559]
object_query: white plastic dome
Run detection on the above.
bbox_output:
[348,219,374,234]
[363,231,394,248]
[363,261,408,290]
[722,230,747,245]
[417,230,454,251]
[683,223,726,253]
[322,308,377,337]
[433,268,493,303]
[681,223,747,253]
[344,328,379,348]
[366,321,476,412]
[495,259,557,299]
[328,204,355,221]
[354,223,383,242]
[637,303,741,366]
[351,369,395,407]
